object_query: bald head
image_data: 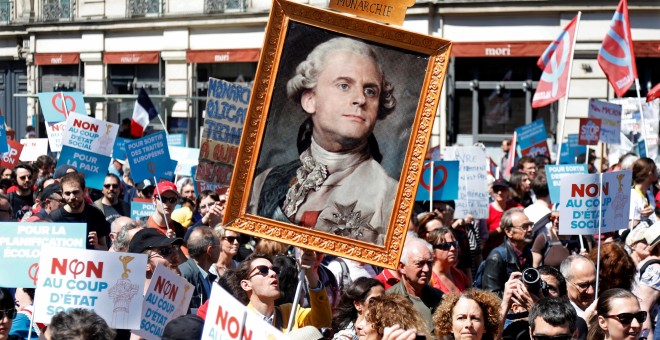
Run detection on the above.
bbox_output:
[111,217,134,235]
[110,218,141,252]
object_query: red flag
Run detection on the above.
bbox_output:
[598,0,637,98]
[532,15,579,108]
[647,82,660,102]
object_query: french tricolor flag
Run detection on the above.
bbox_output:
[131,88,159,138]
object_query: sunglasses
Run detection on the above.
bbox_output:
[0,308,17,320]
[104,184,120,189]
[532,335,574,340]
[248,265,280,279]
[604,311,647,325]
[433,241,458,250]
[157,196,179,204]
[223,236,239,243]
[19,175,32,180]
[149,246,176,258]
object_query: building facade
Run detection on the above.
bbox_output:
[0,0,657,158]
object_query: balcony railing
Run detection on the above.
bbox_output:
[0,1,11,23]
[42,0,71,21]
[204,0,247,14]
[127,0,160,17]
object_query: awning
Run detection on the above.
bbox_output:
[633,41,660,57]
[451,42,551,57]
[186,49,261,63]
[103,51,160,64]
[35,53,80,65]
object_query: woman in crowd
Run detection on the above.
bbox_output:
[483,179,522,257]
[426,227,470,294]
[630,157,658,228]
[531,207,572,267]
[416,211,443,240]
[209,224,241,278]
[332,277,385,340]
[433,289,501,340]
[355,294,428,340]
[176,177,196,201]
[184,190,224,241]
[0,288,20,340]
[509,172,532,207]
[587,288,644,340]
[588,243,635,292]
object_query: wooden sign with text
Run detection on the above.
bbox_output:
[329,0,414,26]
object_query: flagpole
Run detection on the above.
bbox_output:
[555,11,582,166]
[156,114,169,135]
[634,78,649,156]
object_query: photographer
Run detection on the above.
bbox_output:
[500,270,544,339]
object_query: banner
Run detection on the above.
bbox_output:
[545,164,588,204]
[134,265,194,340]
[131,201,157,221]
[415,161,459,201]
[0,223,87,288]
[170,146,200,177]
[559,134,586,164]
[113,137,128,160]
[558,170,631,235]
[1,139,24,169]
[126,131,172,182]
[19,138,49,162]
[587,99,622,144]
[196,78,250,188]
[37,92,87,123]
[56,146,111,190]
[443,147,489,218]
[202,283,286,340]
[62,112,118,157]
[516,119,549,150]
[34,247,147,329]
[166,133,186,148]
[578,118,601,146]
[46,122,66,153]
[597,0,637,97]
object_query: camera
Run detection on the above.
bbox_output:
[521,268,548,297]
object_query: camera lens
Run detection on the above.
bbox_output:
[522,268,540,285]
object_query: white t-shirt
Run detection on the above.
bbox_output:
[629,187,657,223]
[327,258,377,288]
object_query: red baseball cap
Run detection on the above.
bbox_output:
[155,181,179,197]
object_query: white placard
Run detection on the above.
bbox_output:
[559,170,631,235]
[587,99,622,144]
[45,122,66,153]
[62,112,119,157]
[19,138,49,161]
[443,146,489,218]
[134,265,194,340]
[34,247,147,329]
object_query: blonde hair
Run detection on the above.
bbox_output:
[433,289,502,339]
[364,294,429,338]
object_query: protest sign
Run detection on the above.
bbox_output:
[37,92,87,123]
[131,201,157,221]
[415,161,459,201]
[1,139,24,169]
[113,137,128,160]
[0,116,7,154]
[515,119,550,157]
[19,138,49,162]
[134,265,194,340]
[545,164,588,204]
[62,112,118,157]
[202,283,286,340]
[0,223,87,288]
[34,247,147,329]
[166,133,186,148]
[578,118,601,146]
[170,146,200,177]
[196,78,250,188]
[559,170,631,235]
[126,131,171,182]
[162,159,177,181]
[559,134,586,164]
[443,147,489,218]
[637,140,647,158]
[588,99,622,144]
[57,145,111,190]
[46,122,66,152]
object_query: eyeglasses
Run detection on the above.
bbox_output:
[569,280,596,291]
[531,335,574,340]
[104,183,120,189]
[512,222,534,231]
[248,265,280,279]
[604,311,647,325]
[19,175,32,180]
[0,308,17,320]
[433,241,458,250]
[157,196,179,204]
[149,246,176,258]
[223,236,239,243]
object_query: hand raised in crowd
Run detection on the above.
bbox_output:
[501,272,537,318]
[201,201,224,226]
[299,248,320,289]
[88,231,98,248]
[166,228,176,239]
[382,325,419,340]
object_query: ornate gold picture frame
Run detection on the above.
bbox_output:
[224,0,451,269]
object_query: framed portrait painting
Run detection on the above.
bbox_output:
[224,0,451,269]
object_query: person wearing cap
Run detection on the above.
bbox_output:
[94,174,131,225]
[33,182,65,220]
[128,228,184,288]
[483,178,522,258]
[148,180,186,239]
[632,223,660,338]
[627,225,650,266]
[161,314,204,340]
[135,179,155,200]
[52,164,77,180]
[239,251,331,332]
[49,172,110,250]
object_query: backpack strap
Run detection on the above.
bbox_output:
[336,258,351,292]
[639,259,660,279]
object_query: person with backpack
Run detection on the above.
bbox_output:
[632,224,660,339]
[474,208,533,297]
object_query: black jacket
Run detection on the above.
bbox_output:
[482,239,532,297]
